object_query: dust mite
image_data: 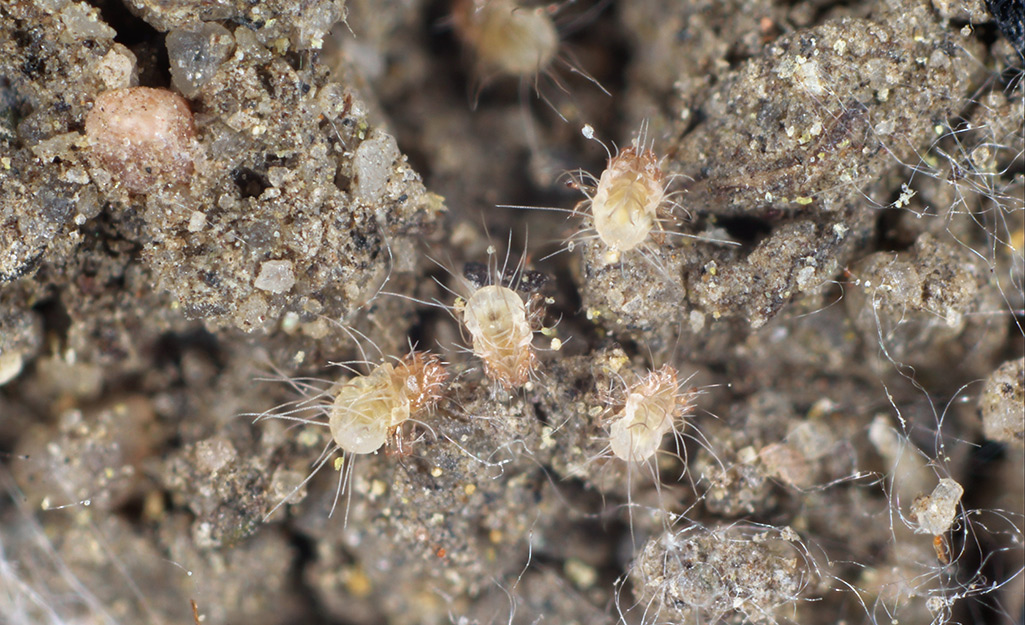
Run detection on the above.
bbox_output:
[329,352,448,455]
[607,365,693,464]
[452,0,560,80]
[456,260,548,390]
[575,124,672,262]
[257,351,447,520]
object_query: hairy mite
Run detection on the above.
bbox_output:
[460,283,538,390]
[453,0,560,81]
[607,364,691,463]
[330,352,448,454]
[591,145,666,255]
[576,124,670,259]
[253,350,447,520]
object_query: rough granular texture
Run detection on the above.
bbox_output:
[123,0,347,50]
[1,0,441,332]
[0,0,1022,624]
[979,358,1025,447]
[85,86,196,193]
[631,525,811,624]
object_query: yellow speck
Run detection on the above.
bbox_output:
[333,456,345,471]
[345,568,372,597]
[606,352,629,372]
[540,425,556,450]
[464,483,476,496]
[795,196,814,205]
[1009,227,1024,254]
[0,156,10,169]
[430,466,443,477]
[564,558,598,589]
[143,489,165,521]
[738,446,758,464]
[270,37,289,54]
[489,529,503,544]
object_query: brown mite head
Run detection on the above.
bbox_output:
[393,351,448,415]
[85,86,196,194]
[607,146,665,186]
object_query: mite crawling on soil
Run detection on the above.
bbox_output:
[248,349,447,522]
[574,359,710,532]
[574,123,739,260]
[453,244,560,391]
[503,123,738,272]
[451,0,609,106]
[605,364,696,466]
[387,242,556,392]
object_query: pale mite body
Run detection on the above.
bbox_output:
[329,352,447,455]
[608,365,687,463]
[453,0,559,79]
[591,146,666,255]
[461,284,538,389]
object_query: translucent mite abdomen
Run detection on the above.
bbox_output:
[591,146,666,254]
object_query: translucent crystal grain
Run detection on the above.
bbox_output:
[166,22,235,98]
